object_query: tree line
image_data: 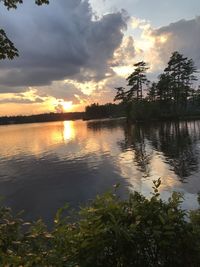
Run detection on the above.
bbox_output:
[85,102,126,120]
[0,112,84,125]
[114,51,200,120]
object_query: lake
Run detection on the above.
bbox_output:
[0,118,200,224]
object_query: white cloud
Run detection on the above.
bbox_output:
[151,16,200,69]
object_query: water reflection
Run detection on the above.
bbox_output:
[119,121,200,180]
[119,124,153,178]
[62,121,75,141]
[0,119,200,223]
[87,118,125,132]
[145,121,199,181]
[87,119,200,209]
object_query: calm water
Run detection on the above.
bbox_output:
[1,119,200,223]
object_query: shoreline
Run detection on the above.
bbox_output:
[1,113,200,126]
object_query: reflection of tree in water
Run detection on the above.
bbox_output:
[119,120,200,182]
[87,119,125,132]
[87,118,200,182]
[119,124,153,178]
[146,121,200,182]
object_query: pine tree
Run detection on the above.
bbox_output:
[148,82,157,102]
[126,61,149,101]
[157,73,172,103]
[114,87,126,102]
[164,51,197,109]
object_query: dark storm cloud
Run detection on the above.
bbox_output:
[0,85,27,94]
[152,16,200,67]
[0,0,127,91]
[0,97,44,104]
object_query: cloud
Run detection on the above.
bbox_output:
[112,36,136,67]
[36,81,89,104]
[0,0,127,89]
[0,85,27,94]
[0,88,47,105]
[84,74,127,104]
[0,97,44,104]
[151,16,200,68]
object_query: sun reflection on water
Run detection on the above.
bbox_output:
[63,121,75,141]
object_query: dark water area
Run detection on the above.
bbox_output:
[0,119,200,224]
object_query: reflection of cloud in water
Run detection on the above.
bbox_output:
[1,119,200,223]
[118,120,200,210]
[0,154,130,225]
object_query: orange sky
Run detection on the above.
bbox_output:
[0,0,199,116]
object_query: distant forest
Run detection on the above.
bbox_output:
[0,105,124,125]
[85,102,126,120]
[0,112,84,125]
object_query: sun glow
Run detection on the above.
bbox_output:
[112,65,134,77]
[61,101,73,111]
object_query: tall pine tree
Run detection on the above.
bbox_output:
[126,61,149,101]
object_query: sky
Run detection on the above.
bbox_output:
[0,0,200,116]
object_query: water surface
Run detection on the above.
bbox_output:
[0,119,200,223]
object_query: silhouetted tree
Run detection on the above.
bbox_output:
[164,51,197,110]
[85,102,125,119]
[114,87,127,102]
[155,73,173,114]
[126,61,149,101]
[194,86,200,105]
[114,62,149,120]
[0,29,18,59]
[114,52,199,121]
[147,82,157,102]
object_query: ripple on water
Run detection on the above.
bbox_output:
[0,119,200,223]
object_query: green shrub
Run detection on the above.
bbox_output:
[0,179,200,266]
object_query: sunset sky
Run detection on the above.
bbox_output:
[0,0,200,116]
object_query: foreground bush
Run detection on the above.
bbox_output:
[0,179,200,267]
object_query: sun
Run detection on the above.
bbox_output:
[62,101,73,111]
